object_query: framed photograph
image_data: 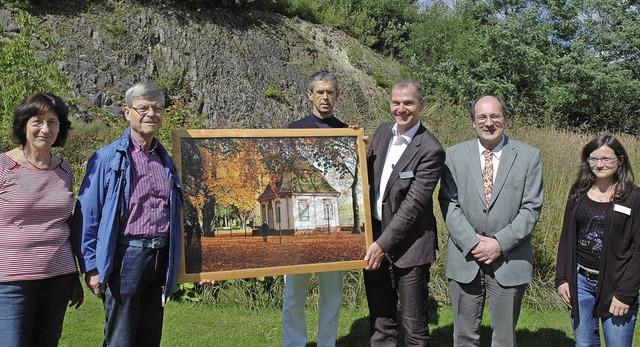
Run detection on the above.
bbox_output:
[172,129,373,282]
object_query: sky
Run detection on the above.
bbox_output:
[417,0,456,9]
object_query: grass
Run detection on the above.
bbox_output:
[61,287,633,346]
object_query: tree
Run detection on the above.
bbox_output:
[0,11,68,150]
[180,138,225,236]
[297,136,362,233]
[404,0,640,133]
[213,139,269,234]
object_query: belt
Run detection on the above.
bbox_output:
[578,266,599,283]
[119,236,168,249]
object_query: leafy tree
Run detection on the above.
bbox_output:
[404,0,640,133]
[297,136,362,233]
[0,11,69,150]
[214,139,269,234]
[277,0,418,55]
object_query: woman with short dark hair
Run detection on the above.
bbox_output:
[556,135,640,346]
[0,93,83,346]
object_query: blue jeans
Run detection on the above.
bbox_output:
[0,273,76,347]
[570,270,638,347]
[103,242,168,347]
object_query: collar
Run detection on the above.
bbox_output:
[477,135,505,159]
[392,122,420,144]
[129,133,158,153]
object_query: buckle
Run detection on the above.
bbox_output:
[150,237,165,249]
[578,266,598,282]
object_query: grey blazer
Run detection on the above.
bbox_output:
[438,136,543,286]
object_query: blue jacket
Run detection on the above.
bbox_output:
[72,127,183,301]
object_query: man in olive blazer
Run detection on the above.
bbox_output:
[364,80,445,346]
[439,96,543,346]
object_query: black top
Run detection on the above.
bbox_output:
[287,113,348,129]
[576,196,611,269]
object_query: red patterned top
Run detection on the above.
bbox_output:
[0,153,77,282]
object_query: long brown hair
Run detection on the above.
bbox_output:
[569,135,634,203]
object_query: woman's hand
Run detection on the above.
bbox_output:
[610,296,630,316]
[557,282,571,308]
[69,275,84,309]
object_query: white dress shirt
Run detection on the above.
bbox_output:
[478,135,506,182]
[374,122,421,221]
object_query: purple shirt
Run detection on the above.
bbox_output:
[122,136,170,238]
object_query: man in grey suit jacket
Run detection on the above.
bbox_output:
[365,80,445,346]
[439,95,543,346]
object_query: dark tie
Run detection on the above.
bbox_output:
[483,150,493,206]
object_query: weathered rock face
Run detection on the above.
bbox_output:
[2,1,400,130]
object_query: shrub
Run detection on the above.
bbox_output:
[0,11,69,147]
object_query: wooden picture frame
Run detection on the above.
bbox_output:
[173,129,372,282]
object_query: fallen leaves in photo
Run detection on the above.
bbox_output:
[184,231,366,273]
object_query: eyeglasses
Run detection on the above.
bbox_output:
[129,106,164,115]
[475,114,504,125]
[29,118,60,129]
[587,157,618,165]
[312,89,337,98]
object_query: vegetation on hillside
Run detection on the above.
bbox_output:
[5,0,638,133]
[204,0,640,134]
[0,10,69,149]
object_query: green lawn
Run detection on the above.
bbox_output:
[59,289,601,346]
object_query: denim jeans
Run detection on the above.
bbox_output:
[570,270,638,347]
[103,242,168,347]
[0,273,76,347]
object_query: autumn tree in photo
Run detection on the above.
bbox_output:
[297,136,362,233]
[213,138,270,234]
[180,138,223,236]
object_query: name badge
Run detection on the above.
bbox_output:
[614,204,631,216]
[399,171,414,179]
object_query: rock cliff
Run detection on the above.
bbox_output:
[1,1,401,130]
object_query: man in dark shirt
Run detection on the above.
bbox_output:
[283,70,347,347]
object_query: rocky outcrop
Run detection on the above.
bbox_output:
[1,1,400,129]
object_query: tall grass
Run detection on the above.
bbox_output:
[424,103,640,308]
[185,270,368,309]
[184,105,640,311]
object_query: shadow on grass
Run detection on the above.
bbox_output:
[430,325,575,346]
[305,295,575,347]
[331,323,574,346]
[299,316,370,347]
[312,312,574,347]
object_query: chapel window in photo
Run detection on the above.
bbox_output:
[323,199,332,219]
[298,200,309,221]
